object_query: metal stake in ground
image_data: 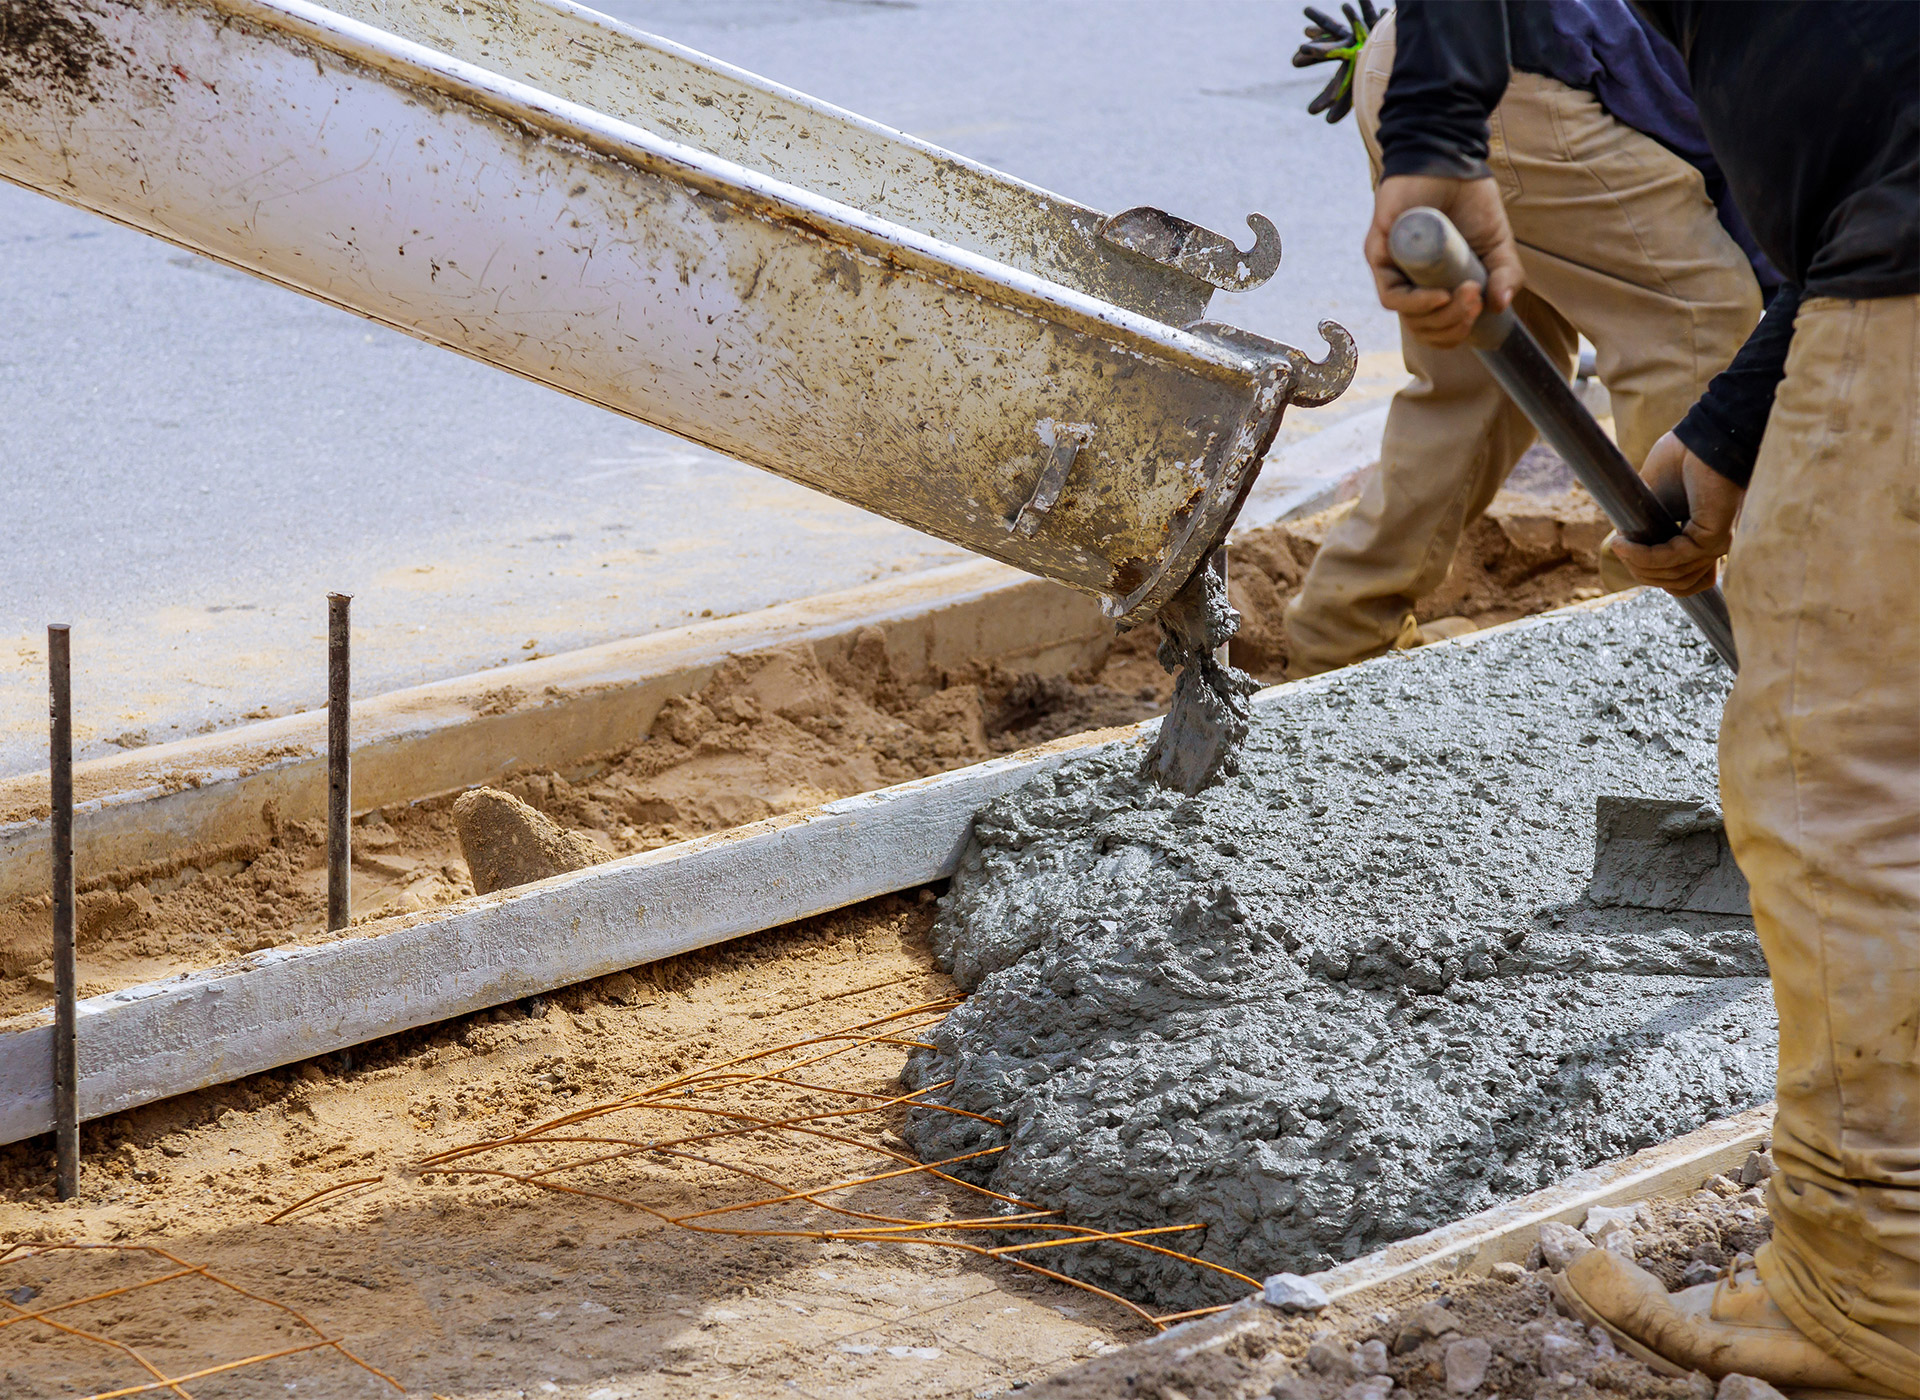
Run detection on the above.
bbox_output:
[327,594,351,932]
[47,624,79,1200]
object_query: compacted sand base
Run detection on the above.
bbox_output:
[0,896,1156,1398]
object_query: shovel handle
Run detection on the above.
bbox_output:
[1386,207,1738,670]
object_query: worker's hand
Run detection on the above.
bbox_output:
[1365,174,1522,349]
[1293,0,1382,124]
[1606,433,1745,597]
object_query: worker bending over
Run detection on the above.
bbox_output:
[1362,2,1918,1395]
[1284,0,1770,676]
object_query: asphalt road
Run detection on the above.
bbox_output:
[0,0,1391,775]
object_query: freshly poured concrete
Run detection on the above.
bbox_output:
[904,594,1775,1310]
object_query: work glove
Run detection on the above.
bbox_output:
[1293,0,1384,124]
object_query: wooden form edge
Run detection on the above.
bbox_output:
[0,721,1150,1145]
[0,558,1109,903]
[1070,1100,1774,1374]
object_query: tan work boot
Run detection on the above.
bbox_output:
[1551,1250,1908,1398]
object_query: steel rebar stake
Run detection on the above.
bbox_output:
[47,624,79,1200]
[327,594,351,932]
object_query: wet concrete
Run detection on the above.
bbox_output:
[1146,554,1261,795]
[903,593,1775,1310]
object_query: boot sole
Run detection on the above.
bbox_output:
[1550,1269,1693,1379]
[1549,1272,1904,1399]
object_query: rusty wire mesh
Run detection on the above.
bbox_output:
[0,1241,405,1399]
[368,995,1255,1329]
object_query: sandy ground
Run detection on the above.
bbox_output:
[0,895,1175,1398]
[0,474,1612,1024]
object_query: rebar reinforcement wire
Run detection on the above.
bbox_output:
[0,1241,406,1398]
[277,998,1256,1330]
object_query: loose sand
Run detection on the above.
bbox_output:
[0,481,1612,1023]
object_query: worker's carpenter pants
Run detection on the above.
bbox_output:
[1283,13,1761,676]
[1722,294,1920,1393]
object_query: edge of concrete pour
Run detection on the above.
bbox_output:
[0,593,1640,1147]
[1045,1100,1772,1382]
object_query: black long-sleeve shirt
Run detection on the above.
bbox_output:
[1377,1,1919,486]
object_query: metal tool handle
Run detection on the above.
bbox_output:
[1387,207,1738,670]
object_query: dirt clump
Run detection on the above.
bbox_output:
[0,481,1612,1018]
[1035,1186,1777,1400]
[452,786,610,894]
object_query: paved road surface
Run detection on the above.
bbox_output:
[0,0,1391,775]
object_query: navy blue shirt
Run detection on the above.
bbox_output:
[1378,0,1776,287]
[1376,1,1918,486]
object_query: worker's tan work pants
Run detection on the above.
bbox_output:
[1721,294,1920,1393]
[1284,14,1762,676]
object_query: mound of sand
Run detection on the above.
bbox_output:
[903,593,1774,1311]
[452,787,610,894]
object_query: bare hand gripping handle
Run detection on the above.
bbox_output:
[1388,207,1738,670]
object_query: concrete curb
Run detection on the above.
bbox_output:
[0,558,1110,904]
[0,719,1151,1144]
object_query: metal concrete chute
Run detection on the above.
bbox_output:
[0,0,1355,623]
[325,0,1267,324]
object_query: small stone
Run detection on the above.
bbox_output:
[1688,1370,1717,1400]
[1588,1327,1618,1360]
[1581,1204,1642,1238]
[1341,1378,1393,1400]
[1537,1221,1594,1270]
[1539,1334,1590,1379]
[1489,1262,1528,1284]
[1715,1374,1786,1400]
[7,1285,37,1306]
[158,1139,188,1158]
[1738,1151,1775,1187]
[1598,1227,1637,1260]
[1679,1260,1721,1288]
[1445,1337,1492,1394]
[1269,1376,1315,1400]
[1393,1302,1460,1355]
[1265,1272,1331,1313]
[1704,1174,1741,1197]
[1356,1339,1390,1375]
[1307,1339,1357,1379]
[1731,1188,1767,1210]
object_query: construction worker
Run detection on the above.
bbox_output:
[1282,0,1773,676]
[1360,3,1918,1396]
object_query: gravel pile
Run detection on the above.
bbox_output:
[1035,1177,1782,1400]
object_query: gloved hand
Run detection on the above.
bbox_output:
[1293,1,1384,124]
